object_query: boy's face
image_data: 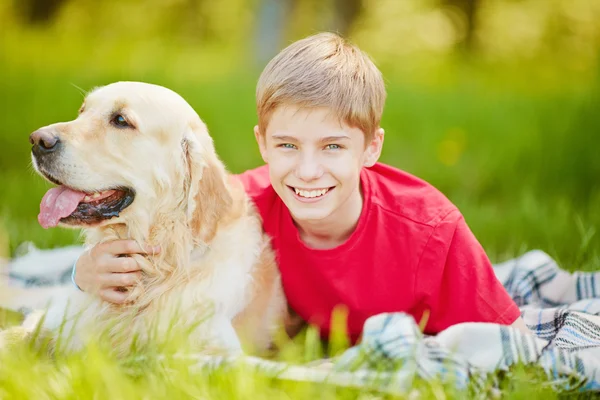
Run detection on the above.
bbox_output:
[255,106,384,224]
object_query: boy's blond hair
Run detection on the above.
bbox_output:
[256,32,386,139]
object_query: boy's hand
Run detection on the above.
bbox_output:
[284,305,307,339]
[74,240,160,304]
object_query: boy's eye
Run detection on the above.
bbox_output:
[279,143,297,149]
[325,144,341,150]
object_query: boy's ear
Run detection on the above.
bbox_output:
[363,128,385,167]
[254,125,269,163]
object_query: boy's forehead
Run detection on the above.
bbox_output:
[267,105,347,134]
[264,106,366,148]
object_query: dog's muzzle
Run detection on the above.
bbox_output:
[30,128,61,161]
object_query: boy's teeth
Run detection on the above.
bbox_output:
[294,188,329,198]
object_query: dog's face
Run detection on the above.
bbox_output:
[31,81,223,235]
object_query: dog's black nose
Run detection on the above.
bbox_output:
[30,129,60,154]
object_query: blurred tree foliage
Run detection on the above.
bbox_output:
[15,0,67,24]
[1,0,598,72]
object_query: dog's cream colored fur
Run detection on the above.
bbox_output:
[2,82,286,355]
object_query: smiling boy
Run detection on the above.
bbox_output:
[73,32,530,341]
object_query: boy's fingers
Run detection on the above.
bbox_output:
[107,257,142,273]
[103,240,160,256]
[99,288,130,305]
[102,272,141,288]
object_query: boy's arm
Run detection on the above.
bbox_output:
[511,315,533,335]
[415,210,524,334]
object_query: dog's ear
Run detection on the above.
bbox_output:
[183,123,232,244]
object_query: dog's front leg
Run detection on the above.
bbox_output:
[197,315,243,356]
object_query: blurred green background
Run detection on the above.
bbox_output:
[1,0,599,270]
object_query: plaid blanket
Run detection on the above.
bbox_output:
[6,245,600,395]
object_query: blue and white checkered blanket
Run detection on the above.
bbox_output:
[6,245,600,395]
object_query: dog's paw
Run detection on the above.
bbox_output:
[0,326,31,350]
[209,316,244,356]
[14,241,38,258]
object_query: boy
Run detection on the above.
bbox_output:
[73,32,530,342]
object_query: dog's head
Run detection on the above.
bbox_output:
[31,81,231,243]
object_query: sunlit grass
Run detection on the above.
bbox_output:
[0,305,576,399]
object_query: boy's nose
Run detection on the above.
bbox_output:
[295,156,324,181]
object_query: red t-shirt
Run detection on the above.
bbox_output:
[236,163,521,342]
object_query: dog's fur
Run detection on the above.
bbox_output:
[1,82,286,355]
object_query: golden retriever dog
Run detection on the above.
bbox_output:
[1,82,286,356]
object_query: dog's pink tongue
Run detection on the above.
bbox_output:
[38,186,87,229]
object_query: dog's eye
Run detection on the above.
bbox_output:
[111,114,130,128]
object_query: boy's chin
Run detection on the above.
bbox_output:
[278,189,336,222]
[288,207,333,225]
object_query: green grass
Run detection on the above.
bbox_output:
[0,316,592,400]
[0,312,582,400]
[1,51,600,398]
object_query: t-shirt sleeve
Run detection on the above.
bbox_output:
[231,165,271,196]
[415,210,521,334]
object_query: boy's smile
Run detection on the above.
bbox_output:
[288,185,334,202]
[255,105,384,246]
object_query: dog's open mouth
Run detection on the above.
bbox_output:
[38,185,135,229]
